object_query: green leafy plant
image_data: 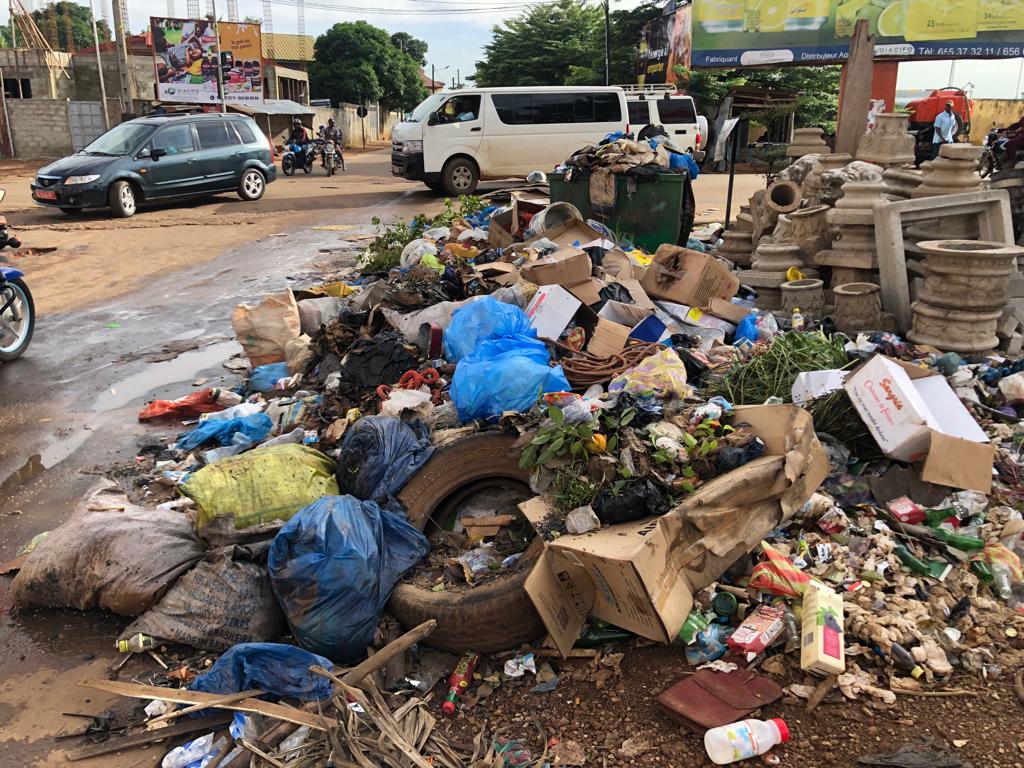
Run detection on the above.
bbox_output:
[519,405,595,469]
[553,466,597,511]
[598,406,636,454]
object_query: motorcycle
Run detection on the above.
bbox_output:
[281,141,313,176]
[0,190,34,361]
[980,127,1009,178]
[315,139,345,176]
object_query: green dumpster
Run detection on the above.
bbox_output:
[548,171,695,252]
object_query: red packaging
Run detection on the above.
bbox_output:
[727,604,785,655]
[441,652,478,716]
[886,496,925,524]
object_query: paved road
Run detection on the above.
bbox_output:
[0,148,765,765]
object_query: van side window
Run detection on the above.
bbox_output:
[152,124,194,154]
[439,95,481,123]
[628,101,651,125]
[196,122,234,148]
[492,93,622,125]
[232,121,257,143]
[656,99,697,123]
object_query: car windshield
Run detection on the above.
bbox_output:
[82,122,156,156]
[408,93,446,123]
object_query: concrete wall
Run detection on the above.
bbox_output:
[307,103,400,148]
[972,99,1024,137]
[0,49,75,100]
[8,99,74,158]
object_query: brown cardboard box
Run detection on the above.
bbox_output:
[521,247,592,287]
[603,248,647,281]
[565,278,607,307]
[488,198,547,248]
[641,245,739,308]
[527,219,606,250]
[612,278,655,309]
[477,262,520,287]
[524,405,828,655]
[709,297,755,324]
[587,317,633,357]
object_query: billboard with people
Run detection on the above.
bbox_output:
[218,22,264,105]
[636,5,692,83]
[690,0,1024,67]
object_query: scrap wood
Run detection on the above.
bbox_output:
[64,713,232,761]
[146,689,265,726]
[805,673,839,713]
[337,619,437,688]
[890,688,979,697]
[80,679,335,730]
[462,515,516,528]
[1015,668,1024,707]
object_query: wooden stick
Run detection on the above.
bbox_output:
[1014,668,1024,707]
[890,688,978,697]
[64,713,232,761]
[239,739,288,767]
[79,679,335,730]
[805,673,839,713]
[147,689,265,726]
[337,619,437,687]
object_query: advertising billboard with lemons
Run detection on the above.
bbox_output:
[690,0,1024,67]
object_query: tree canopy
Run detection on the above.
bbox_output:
[474,0,661,87]
[390,32,428,67]
[310,21,428,112]
[31,2,110,52]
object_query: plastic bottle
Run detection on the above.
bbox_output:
[992,562,1014,600]
[889,643,925,679]
[116,633,155,654]
[441,652,478,716]
[704,718,789,764]
[791,307,805,331]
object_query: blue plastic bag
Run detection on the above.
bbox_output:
[249,362,289,392]
[450,335,570,421]
[443,296,535,362]
[734,313,760,346]
[268,496,430,664]
[190,642,335,701]
[669,151,701,178]
[177,413,272,452]
[335,416,434,502]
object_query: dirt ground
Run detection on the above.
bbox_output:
[0,149,775,766]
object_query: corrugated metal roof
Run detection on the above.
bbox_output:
[262,33,315,62]
[230,99,314,116]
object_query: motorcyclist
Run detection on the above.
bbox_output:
[287,118,311,165]
[322,118,345,171]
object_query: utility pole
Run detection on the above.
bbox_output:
[88,0,110,128]
[431,64,435,93]
[110,0,131,110]
[1016,57,1023,99]
[455,68,459,89]
[603,0,610,86]
[211,0,227,112]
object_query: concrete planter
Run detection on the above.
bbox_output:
[909,302,1002,352]
[781,278,825,319]
[856,113,915,167]
[833,282,882,333]
[916,239,1022,310]
[786,127,830,158]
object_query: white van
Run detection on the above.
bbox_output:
[391,86,629,195]
[624,85,707,161]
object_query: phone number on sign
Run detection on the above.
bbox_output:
[921,45,1022,57]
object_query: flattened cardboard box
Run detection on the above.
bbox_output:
[640,244,739,308]
[520,247,592,287]
[524,405,828,656]
[844,355,993,492]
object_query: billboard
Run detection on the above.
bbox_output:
[637,5,693,83]
[218,22,264,105]
[150,18,264,104]
[151,17,221,104]
[690,0,1024,67]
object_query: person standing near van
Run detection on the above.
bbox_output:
[931,101,958,160]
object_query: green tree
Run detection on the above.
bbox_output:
[0,24,12,47]
[32,2,110,51]
[310,21,427,111]
[243,15,262,24]
[390,31,427,66]
[475,0,662,87]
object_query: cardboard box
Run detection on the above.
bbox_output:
[708,297,756,324]
[603,248,647,281]
[525,285,581,340]
[800,583,845,676]
[844,355,993,491]
[791,370,849,406]
[640,245,739,308]
[524,405,828,656]
[587,317,633,357]
[477,262,520,287]
[656,300,736,336]
[612,278,655,309]
[528,219,607,250]
[521,247,592,287]
[565,278,606,307]
[598,300,652,328]
[488,198,546,248]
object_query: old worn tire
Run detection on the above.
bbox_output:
[389,432,545,653]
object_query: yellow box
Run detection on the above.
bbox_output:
[800,583,846,676]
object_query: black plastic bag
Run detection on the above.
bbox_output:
[336,415,435,502]
[336,332,418,398]
[592,478,668,525]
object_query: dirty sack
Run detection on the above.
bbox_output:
[443,295,535,362]
[119,544,286,652]
[190,642,335,701]
[335,415,434,502]
[450,336,571,421]
[10,480,205,616]
[181,444,339,543]
[138,388,231,422]
[268,495,430,664]
[335,332,418,399]
[231,290,301,367]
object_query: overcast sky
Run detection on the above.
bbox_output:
[5,0,1023,99]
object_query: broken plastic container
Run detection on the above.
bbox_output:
[704,717,789,765]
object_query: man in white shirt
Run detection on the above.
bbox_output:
[931,101,958,160]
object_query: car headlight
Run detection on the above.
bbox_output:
[403,141,423,154]
[65,175,101,185]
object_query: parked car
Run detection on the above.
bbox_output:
[392,86,630,195]
[30,113,276,218]
[624,85,707,161]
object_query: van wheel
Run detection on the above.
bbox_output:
[424,181,443,193]
[108,181,137,218]
[238,169,266,201]
[441,157,478,196]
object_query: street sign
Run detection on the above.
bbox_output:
[356,105,368,119]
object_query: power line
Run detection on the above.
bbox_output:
[262,0,541,13]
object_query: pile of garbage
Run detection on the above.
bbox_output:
[6,124,1024,767]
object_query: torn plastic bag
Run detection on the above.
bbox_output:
[119,544,286,652]
[609,348,693,399]
[177,413,272,452]
[182,444,339,539]
[138,389,231,422]
[449,335,571,422]
[443,295,535,362]
[335,415,435,502]
[592,478,668,525]
[336,333,418,399]
[190,642,335,701]
[268,496,430,663]
[749,541,811,598]
[10,480,205,616]
[248,362,289,393]
[297,296,344,336]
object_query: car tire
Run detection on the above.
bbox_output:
[238,169,266,201]
[388,432,546,653]
[424,181,443,193]
[108,180,137,218]
[0,278,35,362]
[441,157,478,196]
